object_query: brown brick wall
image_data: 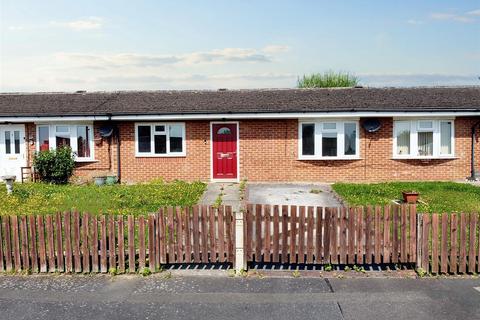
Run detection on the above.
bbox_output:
[116,121,210,183]
[24,117,480,183]
[239,117,480,182]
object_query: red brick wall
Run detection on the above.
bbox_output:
[24,117,480,183]
[117,121,210,183]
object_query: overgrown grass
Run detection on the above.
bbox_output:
[297,71,359,88]
[0,180,206,216]
[332,182,480,214]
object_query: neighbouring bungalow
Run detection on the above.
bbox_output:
[0,87,480,183]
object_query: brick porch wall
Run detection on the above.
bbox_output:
[25,117,480,183]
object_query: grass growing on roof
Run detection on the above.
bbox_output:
[297,71,359,88]
[332,181,480,214]
[0,179,206,216]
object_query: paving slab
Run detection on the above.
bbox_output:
[199,183,241,210]
[247,183,342,207]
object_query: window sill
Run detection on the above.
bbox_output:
[135,153,187,158]
[392,156,458,160]
[75,159,99,163]
[298,157,362,161]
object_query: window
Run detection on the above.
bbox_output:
[55,125,71,149]
[38,126,50,151]
[301,123,315,156]
[344,123,357,155]
[395,121,410,155]
[5,131,11,154]
[217,127,231,135]
[76,126,91,158]
[138,125,151,153]
[135,123,186,156]
[36,124,94,161]
[393,119,454,158]
[299,121,359,159]
[440,121,452,155]
[14,131,20,154]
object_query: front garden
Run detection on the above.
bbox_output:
[0,180,206,215]
[332,181,480,213]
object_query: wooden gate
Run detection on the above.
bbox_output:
[245,204,417,265]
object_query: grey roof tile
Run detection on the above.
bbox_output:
[1,87,479,117]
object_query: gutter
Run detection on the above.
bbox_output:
[0,116,110,123]
[2,111,479,123]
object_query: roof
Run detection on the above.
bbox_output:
[1,87,480,118]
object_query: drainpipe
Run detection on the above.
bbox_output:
[116,125,121,183]
[106,114,121,183]
[468,121,480,181]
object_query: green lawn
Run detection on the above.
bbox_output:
[0,180,206,216]
[332,182,480,214]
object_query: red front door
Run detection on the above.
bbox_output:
[212,123,238,179]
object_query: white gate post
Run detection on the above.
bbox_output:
[235,209,246,272]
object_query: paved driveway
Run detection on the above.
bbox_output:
[0,275,478,320]
[247,183,343,207]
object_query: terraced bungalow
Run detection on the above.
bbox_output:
[0,86,479,183]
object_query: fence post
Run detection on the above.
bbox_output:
[416,213,423,270]
[235,208,246,273]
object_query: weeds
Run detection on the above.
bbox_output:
[416,268,428,278]
[297,71,359,88]
[140,267,151,277]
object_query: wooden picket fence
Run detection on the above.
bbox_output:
[0,205,235,273]
[1,203,478,275]
[245,204,418,265]
[418,212,480,274]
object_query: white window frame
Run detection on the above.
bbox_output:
[135,122,186,157]
[35,123,95,162]
[298,119,360,160]
[393,119,455,159]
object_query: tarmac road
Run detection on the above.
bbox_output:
[0,275,478,320]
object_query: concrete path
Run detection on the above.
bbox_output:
[247,183,342,207]
[0,275,478,320]
[199,183,241,211]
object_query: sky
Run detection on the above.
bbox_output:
[1,0,479,92]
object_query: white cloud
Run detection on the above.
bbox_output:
[0,45,294,91]
[54,46,282,68]
[7,26,25,31]
[262,45,290,53]
[50,17,104,31]
[467,9,480,16]
[430,12,476,23]
[406,19,424,25]
[183,48,271,64]
[359,73,480,87]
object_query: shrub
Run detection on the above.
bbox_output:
[33,147,75,184]
[297,71,359,88]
